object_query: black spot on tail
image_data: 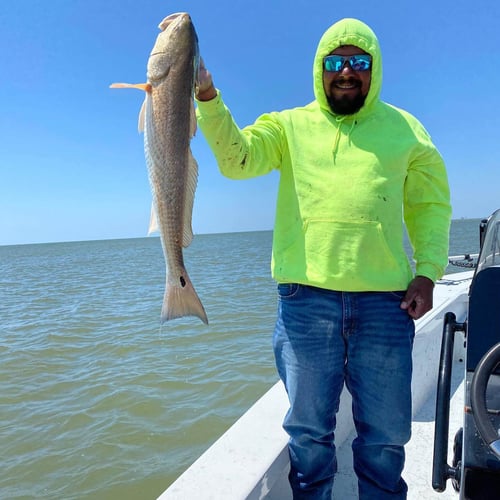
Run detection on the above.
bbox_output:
[180,276,186,287]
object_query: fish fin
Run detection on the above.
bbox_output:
[138,95,148,133]
[161,271,208,325]
[148,202,159,235]
[109,82,152,92]
[110,83,151,133]
[182,150,198,248]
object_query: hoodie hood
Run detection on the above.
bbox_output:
[313,18,382,117]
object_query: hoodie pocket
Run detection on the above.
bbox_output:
[303,218,404,288]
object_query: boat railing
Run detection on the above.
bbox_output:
[448,254,479,269]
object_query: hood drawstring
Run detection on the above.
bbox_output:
[332,116,357,163]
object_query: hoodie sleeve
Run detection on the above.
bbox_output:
[195,90,284,179]
[404,126,451,282]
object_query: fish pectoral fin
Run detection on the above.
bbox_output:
[109,82,152,92]
[138,94,149,133]
[110,83,151,133]
[182,151,198,248]
[148,202,159,235]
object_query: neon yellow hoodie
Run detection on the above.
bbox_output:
[196,18,451,291]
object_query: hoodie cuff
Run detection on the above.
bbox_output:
[195,89,225,118]
[415,262,442,283]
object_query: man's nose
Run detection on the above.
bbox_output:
[339,61,356,74]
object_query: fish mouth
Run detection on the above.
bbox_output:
[158,12,190,31]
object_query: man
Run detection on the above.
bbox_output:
[196,18,451,500]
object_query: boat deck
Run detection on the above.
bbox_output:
[331,355,466,499]
[405,369,464,499]
[159,271,473,499]
[333,274,469,499]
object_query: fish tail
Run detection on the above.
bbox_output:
[161,271,208,325]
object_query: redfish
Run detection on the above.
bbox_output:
[111,13,207,324]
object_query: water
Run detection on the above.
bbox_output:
[0,220,482,499]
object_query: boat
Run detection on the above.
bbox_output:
[158,211,500,499]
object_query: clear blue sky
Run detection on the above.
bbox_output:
[2,0,499,245]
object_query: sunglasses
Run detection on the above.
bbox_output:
[323,54,372,72]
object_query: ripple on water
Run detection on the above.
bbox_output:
[1,234,279,499]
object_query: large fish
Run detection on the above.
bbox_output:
[111,13,208,324]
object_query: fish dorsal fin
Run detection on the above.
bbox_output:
[182,150,198,247]
[182,98,198,246]
[148,202,159,235]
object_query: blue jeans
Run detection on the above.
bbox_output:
[273,284,415,499]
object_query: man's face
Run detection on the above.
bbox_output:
[323,45,372,115]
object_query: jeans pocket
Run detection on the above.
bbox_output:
[277,283,300,299]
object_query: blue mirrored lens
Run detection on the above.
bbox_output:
[350,55,371,70]
[324,54,371,72]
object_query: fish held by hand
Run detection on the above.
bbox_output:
[111,13,208,325]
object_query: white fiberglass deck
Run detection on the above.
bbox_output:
[159,271,472,500]
[332,330,466,499]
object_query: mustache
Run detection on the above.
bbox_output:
[331,77,362,88]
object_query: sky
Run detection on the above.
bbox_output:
[1,0,499,246]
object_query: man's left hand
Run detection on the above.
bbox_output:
[400,276,434,319]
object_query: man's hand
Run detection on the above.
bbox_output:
[196,58,217,101]
[400,275,434,319]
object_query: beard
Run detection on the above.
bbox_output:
[327,91,367,115]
